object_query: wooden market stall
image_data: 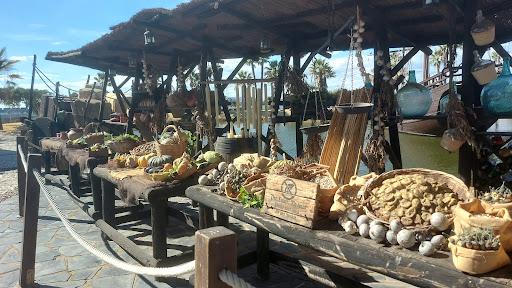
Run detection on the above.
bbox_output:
[38,0,512,286]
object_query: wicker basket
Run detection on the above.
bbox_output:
[155,125,187,158]
[131,142,156,156]
[105,138,139,154]
[83,123,104,147]
[361,168,470,230]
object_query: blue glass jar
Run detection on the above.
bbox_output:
[439,83,461,115]
[481,57,512,116]
[396,70,432,117]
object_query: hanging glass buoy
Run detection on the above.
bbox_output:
[396,70,432,117]
[481,57,512,116]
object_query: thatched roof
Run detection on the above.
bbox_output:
[46,0,512,76]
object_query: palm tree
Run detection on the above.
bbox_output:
[265,60,280,78]
[0,47,21,86]
[490,49,502,65]
[309,58,336,92]
[235,71,253,80]
[246,59,257,81]
[0,47,21,129]
[431,47,446,74]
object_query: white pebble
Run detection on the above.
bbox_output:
[369,225,387,242]
[356,215,370,228]
[386,230,398,245]
[419,241,436,256]
[359,223,370,238]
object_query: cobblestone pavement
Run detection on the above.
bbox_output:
[0,133,20,203]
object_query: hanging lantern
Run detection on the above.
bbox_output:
[260,37,272,54]
[128,57,137,68]
[144,28,155,46]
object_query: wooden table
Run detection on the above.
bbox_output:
[185,185,512,288]
[93,166,197,265]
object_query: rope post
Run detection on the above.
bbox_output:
[195,226,237,288]
[20,154,42,288]
[16,136,27,216]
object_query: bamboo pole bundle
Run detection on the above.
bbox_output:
[320,88,370,185]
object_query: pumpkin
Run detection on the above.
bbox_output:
[148,155,173,167]
[138,153,156,167]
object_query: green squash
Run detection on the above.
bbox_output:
[148,155,173,167]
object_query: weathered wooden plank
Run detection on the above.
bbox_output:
[20,154,42,287]
[262,207,315,229]
[186,186,511,288]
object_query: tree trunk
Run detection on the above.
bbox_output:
[0,117,3,130]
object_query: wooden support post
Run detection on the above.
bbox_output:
[98,69,110,122]
[149,193,168,261]
[216,211,229,228]
[28,55,36,121]
[17,136,27,216]
[199,204,214,229]
[293,49,303,158]
[54,82,60,121]
[195,226,237,288]
[101,179,116,234]
[109,74,128,117]
[19,153,42,288]
[459,0,478,185]
[257,228,270,280]
[68,163,81,196]
[210,55,232,124]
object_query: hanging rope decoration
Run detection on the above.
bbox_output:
[193,58,215,149]
[268,88,281,161]
[445,43,481,155]
[177,57,184,91]
[142,51,159,96]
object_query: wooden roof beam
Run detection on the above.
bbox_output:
[132,17,247,56]
[352,0,432,55]
[300,16,355,75]
[390,46,420,77]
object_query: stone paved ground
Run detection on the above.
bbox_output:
[0,133,19,203]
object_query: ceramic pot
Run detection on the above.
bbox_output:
[471,51,497,85]
[396,70,432,117]
[471,10,495,46]
[481,57,512,116]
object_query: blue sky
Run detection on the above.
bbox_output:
[1,0,510,106]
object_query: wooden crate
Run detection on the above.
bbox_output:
[263,175,320,229]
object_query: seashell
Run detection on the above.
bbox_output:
[400,199,412,209]
[405,207,417,218]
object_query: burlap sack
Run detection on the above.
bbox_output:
[449,241,511,275]
[453,199,512,251]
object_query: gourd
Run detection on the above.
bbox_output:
[138,153,156,167]
[125,155,138,168]
[204,151,221,163]
[369,225,387,242]
[359,223,370,238]
[386,230,398,245]
[419,241,435,256]
[397,229,416,249]
[356,215,370,228]
[430,212,450,231]
[148,155,173,167]
[431,235,447,250]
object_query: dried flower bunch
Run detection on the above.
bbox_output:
[303,134,324,163]
[269,158,315,180]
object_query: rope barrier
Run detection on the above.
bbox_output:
[219,269,256,288]
[26,141,42,151]
[32,169,195,277]
[35,66,78,93]
[31,168,255,287]
[35,70,57,94]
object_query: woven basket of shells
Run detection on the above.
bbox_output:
[361,168,471,230]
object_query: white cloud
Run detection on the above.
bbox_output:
[51,41,67,45]
[9,56,27,61]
